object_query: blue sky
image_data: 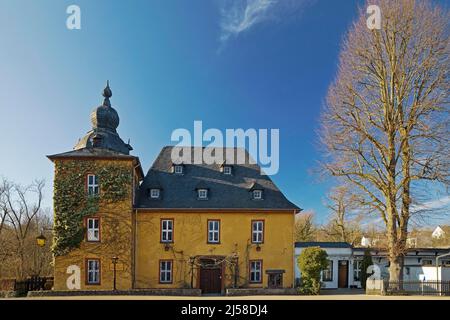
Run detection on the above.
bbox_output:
[0,0,447,225]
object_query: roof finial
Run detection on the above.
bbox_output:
[102,80,112,107]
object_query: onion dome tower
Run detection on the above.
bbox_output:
[74,81,133,154]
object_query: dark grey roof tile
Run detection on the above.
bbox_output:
[136,146,300,211]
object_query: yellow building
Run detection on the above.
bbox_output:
[48,83,300,294]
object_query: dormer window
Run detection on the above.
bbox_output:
[174,165,183,174]
[197,189,208,199]
[253,189,263,200]
[223,165,232,175]
[150,188,160,199]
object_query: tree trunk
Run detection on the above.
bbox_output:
[388,255,403,287]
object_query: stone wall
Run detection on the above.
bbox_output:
[226,288,297,296]
[27,288,202,297]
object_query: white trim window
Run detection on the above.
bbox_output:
[198,189,208,199]
[322,260,333,281]
[422,259,433,266]
[208,220,220,243]
[160,260,172,283]
[252,220,264,243]
[87,218,100,242]
[150,188,160,199]
[87,174,99,196]
[253,190,263,200]
[87,259,100,284]
[174,165,183,174]
[223,166,232,175]
[353,260,362,281]
[250,261,262,283]
[161,219,173,243]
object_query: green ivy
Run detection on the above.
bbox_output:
[52,160,131,256]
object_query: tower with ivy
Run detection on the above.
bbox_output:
[48,82,143,290]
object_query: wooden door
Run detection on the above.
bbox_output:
[200,267,222,294]
[338,260,348,288]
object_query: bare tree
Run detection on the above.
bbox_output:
[319,0,449,282]
[2,178,45,279]
[322,186,363,245]
[0,179,9,235]
[294,211,317,242]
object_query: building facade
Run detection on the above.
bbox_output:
[295,242,450,289]
[48,84,300,293]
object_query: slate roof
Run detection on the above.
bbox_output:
[74,128,132,155]
[136,146,300,211]
[73,82,133,155]
[295,242,353,248]
[47,147,137,160]
[47,147,144,178]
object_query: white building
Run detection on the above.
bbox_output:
[432,226,449,239]
[295,242,363,289]
[295,242,450,289]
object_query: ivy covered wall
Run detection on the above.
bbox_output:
[52,159,132,256]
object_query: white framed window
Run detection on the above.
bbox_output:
[150,188,160,199]
[250,260,262,283]
[422,259,433,266]
[223,166,232,175]
[174,165,183,174]
[441,260,450,266]
[207,220,220,243]
[161,219,173,243]
[353,260,362,281]
[86,217,100,242]
[159,260,172,283]
[322,260,333,281]
[87,174,99,196]
[252,220,264,243]
[198,189,208,199]
[253,190,262,200]
[86,259,100,284]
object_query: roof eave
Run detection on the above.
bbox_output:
[134,207,299,213]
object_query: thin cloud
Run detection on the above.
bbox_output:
[411,195,450,213]
[218,0,314,45]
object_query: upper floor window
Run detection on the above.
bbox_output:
[198,189,208,200]
[207,220,220,243]
[174,165,183,174]
[249,260,262,283]
[159,260,173,283]
[252,220,264,243]
[86,217,100,242]
[86,259,100,285]
[223,165,232,175]
[150,188,160,199]
[253,189,263,200]
[87,174,99,196]
[322,260,333,281]
[161,219,174,243]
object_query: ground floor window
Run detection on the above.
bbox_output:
[159,260,173,283]
[422,259,433,266]
[353,260,362,281]
[86,259,100,285]
[249,260,262,283]
[267,271,284,288]
[322,260,333,282]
